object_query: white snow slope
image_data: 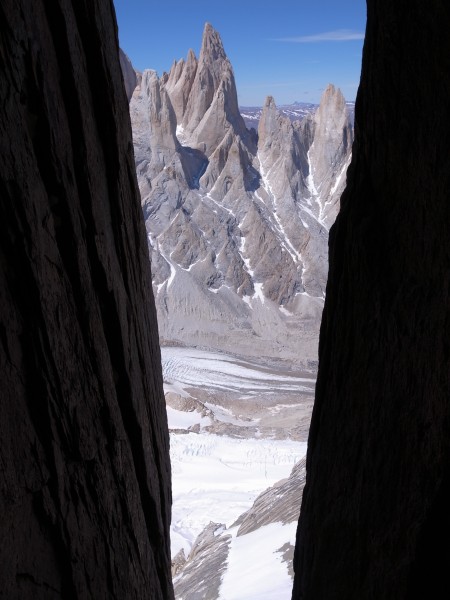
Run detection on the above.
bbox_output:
[162,346,310,599]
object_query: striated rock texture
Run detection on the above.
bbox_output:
[293,1,450,599]
[173,522,232,600]
[235,457,307,537]
[179,22,249,154]
[306,84,353,229]
[0,1,173,599]
[164,49,198,123]
[130,23,352,367]
[132,69,180,174]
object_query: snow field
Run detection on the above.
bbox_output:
[163,345,310,598]
[169,430,306,558]
[219,521,298,600]
[166,406,212,430]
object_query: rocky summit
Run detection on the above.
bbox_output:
[129,23,353,367]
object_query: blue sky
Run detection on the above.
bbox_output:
[113,0,366,105]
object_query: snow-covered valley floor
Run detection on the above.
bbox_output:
[161,347,314,600]
[170,431,306,558]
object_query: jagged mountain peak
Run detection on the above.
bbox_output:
[181,22,246,147]
[316,84,347,121]
[264,95,276,106]
[200,22,227,62]
[164,49,198,123]
[313,83,351,146]
[187,48,197,63]
[258,94,309,187]
[306,83,353,228]
[129,26,353,364]
[322,82,338,97]
[259,95,281,137]
[131,69,179,178]
[165,59,181,86]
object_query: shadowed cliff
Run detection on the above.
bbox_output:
[0,1,173,598]
[293,1,450,598]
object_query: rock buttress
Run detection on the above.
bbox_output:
[0,1,173,598]
[293,1,450,599]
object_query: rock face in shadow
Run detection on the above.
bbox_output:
[119,48,138,101]
[0,2,173,599]
[293,2,450,599]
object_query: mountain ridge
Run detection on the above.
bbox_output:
[128,23,353,366]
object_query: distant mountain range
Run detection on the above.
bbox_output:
[239,102,318,129]
[240,101,355,130]
[125,23,353,368]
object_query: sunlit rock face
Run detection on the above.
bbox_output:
[179,22,250,157]
[293,1,450,598]
[0,2,173,598]
[306,84,354,229]
[129,23,353,368]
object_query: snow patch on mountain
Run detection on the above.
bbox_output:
[219,522,298,599]
[130,25,352,365]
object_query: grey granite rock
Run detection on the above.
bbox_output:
[235,458,307,536]
[173,523,231,600]
[307,84,353,228]
[164,50,198,123]
[129,24,352,367]
[182,23,248,151]
[132,69,180,174]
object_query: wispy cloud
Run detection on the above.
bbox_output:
[271,29,365,43]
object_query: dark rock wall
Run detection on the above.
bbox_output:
[293,1,450,599]
[0,1,173,598]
